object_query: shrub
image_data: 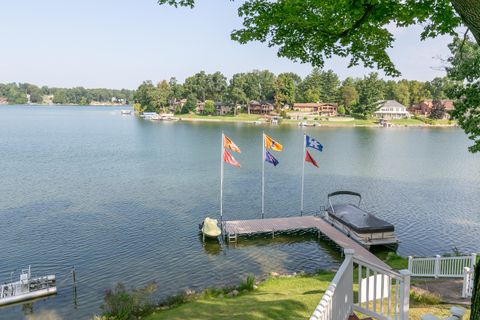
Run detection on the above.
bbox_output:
[410,289,441,306]
[238,275,255,292]
[162,291,194,307]
[350,113,367,120]
[101,282,157,320]
[385,252,408,270]
[424,118,434,125]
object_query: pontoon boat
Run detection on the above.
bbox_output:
[0,266,56,306]
[324,191,399,249]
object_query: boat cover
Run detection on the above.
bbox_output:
[327,204,394,233]
[202,217,221,237]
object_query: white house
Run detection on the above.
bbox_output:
[373,100,410,120]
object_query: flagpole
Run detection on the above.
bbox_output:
[301,133,306,216]
[220,132,224,221]
[262,131,265,219]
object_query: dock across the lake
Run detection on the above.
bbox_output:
[222,215,390,269]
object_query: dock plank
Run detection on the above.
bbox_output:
[223,216,390,269]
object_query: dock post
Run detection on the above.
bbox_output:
[72,266,78,308]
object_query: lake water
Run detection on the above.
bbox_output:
[1,105,479,319]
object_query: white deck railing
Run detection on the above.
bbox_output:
[408,254,477,278]
[311,249,411,320]
[310,249,354,320]
[353,257,410,320]
[462,267,474,298]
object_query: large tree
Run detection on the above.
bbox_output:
[340,77,359,112]
[274,72,297,107]
[158,0,480,152]
[159,0,480,75]
[355,72,385,116]
[447,36,480,153]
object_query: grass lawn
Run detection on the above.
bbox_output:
[390,118,425,126]
[147,273,334,320]
[175,113,261,121]
[146,267,470,320]
[431,119,455,125]
[319,119,377,126]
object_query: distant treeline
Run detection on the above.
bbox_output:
[0,83,135,105]
[134,68,456,115]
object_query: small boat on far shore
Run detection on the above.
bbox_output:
[120,109,132,115]
[298,121,317,127]
[0,266,56,306]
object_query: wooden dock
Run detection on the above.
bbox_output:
[222,215,390,269]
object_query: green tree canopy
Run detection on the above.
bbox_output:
[340,78,359,111]
[274,73,297,107]
[204,99,215,115]
[159,0,480,76]
[354,72,385,116]
[158,0,480,153]
[447,36,480,153]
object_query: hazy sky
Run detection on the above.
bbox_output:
[1,0,453,89]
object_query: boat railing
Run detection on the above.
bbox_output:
[408,253,477,278]
[327,191,362,214]
[310,249,411,320]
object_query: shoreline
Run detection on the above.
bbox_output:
[173,116,458,128]
[97,253,471,320]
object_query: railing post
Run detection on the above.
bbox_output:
[462,267,470,298]
[344,249,355,316]
[434,255,441,278]
[408,256,413,272]
[471,253,477,269]
[399,269,411,320]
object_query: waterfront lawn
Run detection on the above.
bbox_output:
[147,270,469,320]
[390,118,425,126]
[175,113,261,121]
[147,273,334,320]
[318,119,377,126]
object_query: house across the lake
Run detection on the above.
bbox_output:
[195,101,233,115]
[373,100,410,120]
[0,97,8,105]
[293,102,338,117]
[215,102,232,115]
[409,99,454,119]
[248,100,274,114]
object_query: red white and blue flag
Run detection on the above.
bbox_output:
[306,135,323,152]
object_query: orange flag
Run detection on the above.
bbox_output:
[224,135,241,153]
[264,134,283,151]
[224,149,241,167]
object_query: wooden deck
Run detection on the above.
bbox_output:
[222,215,390,269]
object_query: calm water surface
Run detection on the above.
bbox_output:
[1,106,479,319]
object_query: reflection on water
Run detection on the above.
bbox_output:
[0,106,479,319]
